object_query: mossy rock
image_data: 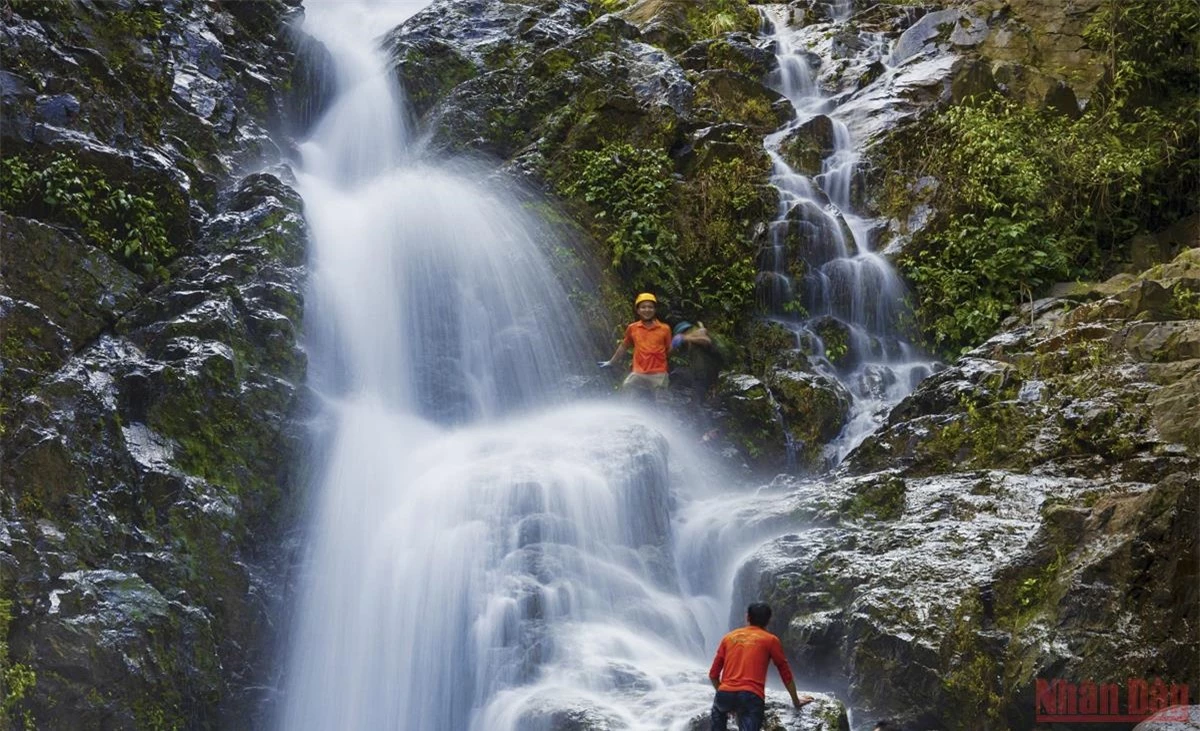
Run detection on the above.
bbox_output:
[1148,360,1200,451]
[221,0,290,35]
[676,122,770,177]
[810,316,852,367]
[778,198,858,267]
[0,297,71,402]
[714,372,788,470]
[765,366,851,467]
[390,37,479,120]
[692,69,792,132]
[778,114,838,176]
[840,474,907,521]
[678,34,775,77]
[744,320,800,374]
[9,568,222,730]
[619,0,759,52]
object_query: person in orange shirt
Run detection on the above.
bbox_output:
[708,602,812,731]
[600,292,708,396]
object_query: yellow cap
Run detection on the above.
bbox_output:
[634,292,657,306]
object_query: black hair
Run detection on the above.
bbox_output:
[746,602,772,627]
[873,721,900,731]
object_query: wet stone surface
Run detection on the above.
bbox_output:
[0,0,312,724]
[738,250,1200,727]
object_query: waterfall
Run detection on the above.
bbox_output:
[758,5,936,463]
[274,2,784,728]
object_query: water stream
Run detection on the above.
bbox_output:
[275,1,792,728]
[759,4,935,464]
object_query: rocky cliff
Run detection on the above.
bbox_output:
[1,1,315,726]
[738,248,1198,727]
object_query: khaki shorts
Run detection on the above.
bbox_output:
[622,372,669,390]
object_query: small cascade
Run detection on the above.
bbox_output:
[758,5,936,463]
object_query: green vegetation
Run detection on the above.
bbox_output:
[896,388,1032,475]
[1172,287,1200,319]
[145,361,281,504]
[614,0,758,47]
[558,142,766,332]
[591,0,628,14]
[705,38,763,76]
[683,0,759,40]
[1,598,37,729]
[939,595,1004,727]
[692,74,780,130]
[394,43,477,117]
[106,5,165,38]
[676,156,765,323]
[815,319,849,365]
[885,0,1199,353]
[562,143,680,292]
[841,475,907,520]
[1011,550,1066,619]
[0,154,174,279]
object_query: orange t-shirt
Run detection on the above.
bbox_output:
[708,625,795,698]
[623,319,672,374]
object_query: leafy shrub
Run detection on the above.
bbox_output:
[684,0,760,40]
[1,154,174,279]
[591,0,628,13]
[0,597,36,726]
[885,0,1198,352]
[562,143,681,294]
[559,143,766,332]
[1172,287,1200,319]
[676,156,765,324]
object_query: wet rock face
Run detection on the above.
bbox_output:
[517,700,626,731]
[742,250,1199,727]
[684,693,850,731]
[778,115,837,176]
[712,367,850,474]
[1,173,308,729]
[849,247,1200,476]
[0,0,315,211]
[383,0,780,198]
[1135,706,1200,730]
[1,1,311,726]
[414,9,700,157]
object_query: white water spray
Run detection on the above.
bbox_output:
[759,5,935,463]
[275,2,794,729]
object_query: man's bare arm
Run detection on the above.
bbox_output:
[601,342,628,367]
[682,323,711,347]
[784,680,813,709]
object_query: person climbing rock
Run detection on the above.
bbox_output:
[599,292,686,397]
[669,320,723,400]
[708,602,812,731]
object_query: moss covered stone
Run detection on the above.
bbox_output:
[691,70,791,132]
[778,114,837,176]
[840,474,906,521]
[620,0,760,52]
[1,1,308,722]
[766,368,851,468]
[390,38,479,121]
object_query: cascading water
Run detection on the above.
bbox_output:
[758,5,935,463]
[275,2,797,729]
